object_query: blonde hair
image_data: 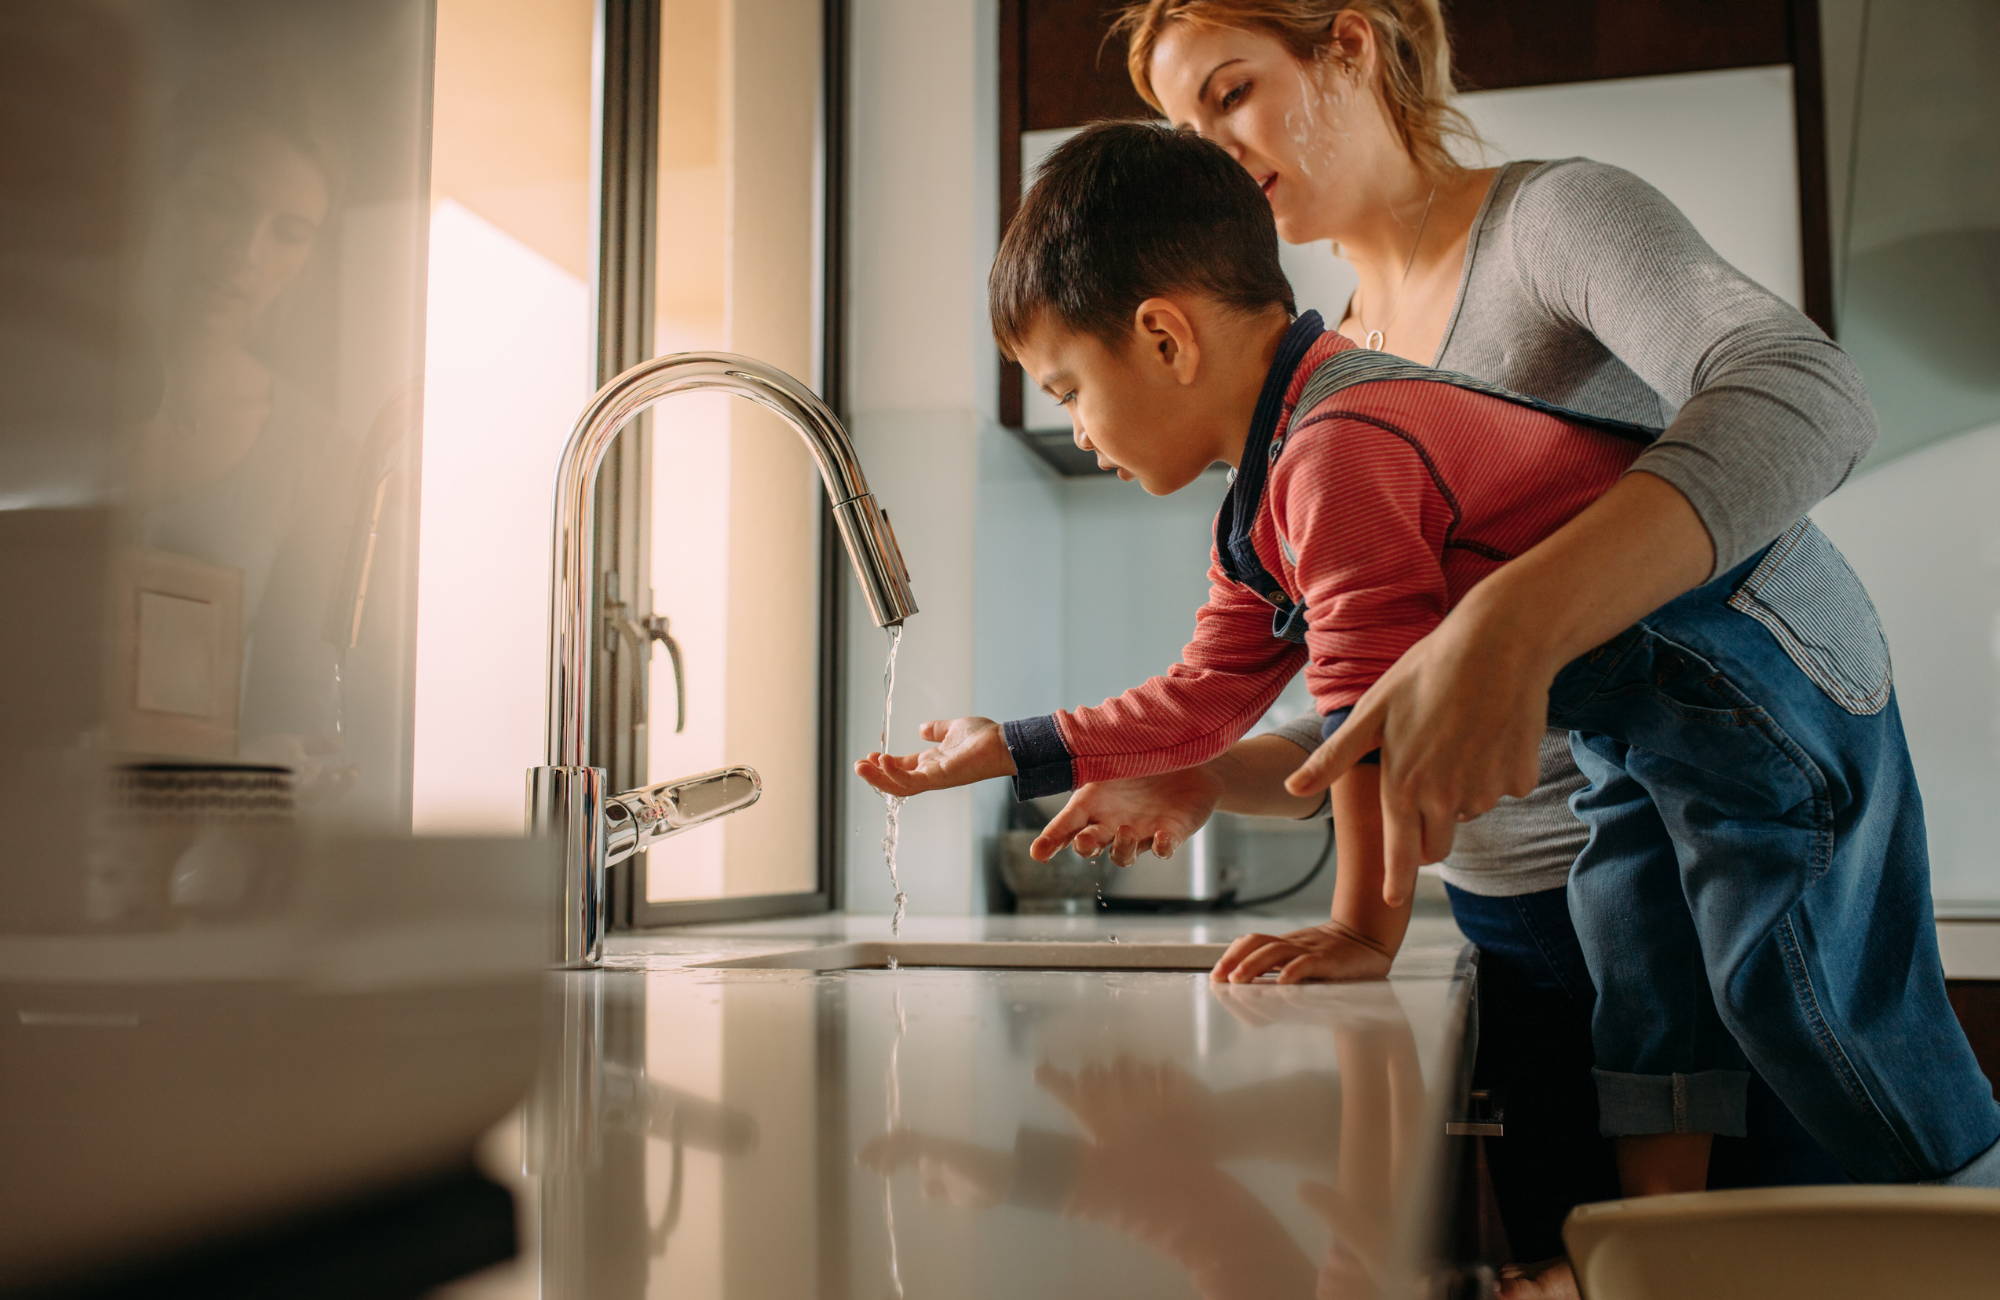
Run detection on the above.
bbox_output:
[1112,0,1477,181]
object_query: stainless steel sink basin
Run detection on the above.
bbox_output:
[698,940,1226,972]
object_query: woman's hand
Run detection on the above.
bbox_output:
[1285,472,1715,907]
[1032,766,1224,865]
[1210,922,1396,985]
[854,715,1015,796]
[1284,610,1550,906]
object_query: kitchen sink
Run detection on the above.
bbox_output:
[697,940,1226,972]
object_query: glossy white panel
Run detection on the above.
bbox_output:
[1813,421,2000,908]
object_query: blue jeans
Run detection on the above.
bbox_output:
[1547,520,2000,1184]
[1448,882,1842,1257]
[1446,883,1614,1259]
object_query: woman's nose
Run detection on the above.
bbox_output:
[1072,420,1092,452]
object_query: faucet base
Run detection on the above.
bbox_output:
[527,765,608,969]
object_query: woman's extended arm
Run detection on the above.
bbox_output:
[1288,469,1712,893]
[1287,160,1877,890]
[1507,158,1876,576]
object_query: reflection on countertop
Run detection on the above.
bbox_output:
[442,914,1476,1300]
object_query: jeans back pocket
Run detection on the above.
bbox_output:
[1726,519,1892,716]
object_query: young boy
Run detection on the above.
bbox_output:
[854,120,2000,1192]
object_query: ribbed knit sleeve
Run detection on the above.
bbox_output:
[1505,159,1877,576]
[1274,414,1456,711]
[1037,552,1308,789]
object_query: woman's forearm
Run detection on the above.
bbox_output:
[1458,469,1715,677]
[1207,733,1328,819]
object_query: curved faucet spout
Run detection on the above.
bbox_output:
[532,353,917,968]
[544,352,917,771]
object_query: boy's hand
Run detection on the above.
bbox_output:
[853,716,1015,796]
[857,1131,1014,1208]
[1031,766,1223,865]
[1209,922,1395,985]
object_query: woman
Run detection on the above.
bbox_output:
[1035,0,1876,1288]
[132,72,365,795]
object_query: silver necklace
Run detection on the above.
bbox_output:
[1360,182,1438,352]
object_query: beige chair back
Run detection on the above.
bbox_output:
[1565,1185,2000,1300]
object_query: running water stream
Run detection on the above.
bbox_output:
[879,626,907,955]
[881,986,909,1296]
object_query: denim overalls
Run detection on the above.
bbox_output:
[1231,340,2000,1185]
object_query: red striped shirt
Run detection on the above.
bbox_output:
[1048,329,1645,787]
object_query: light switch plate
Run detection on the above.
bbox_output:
[108,548,243,759]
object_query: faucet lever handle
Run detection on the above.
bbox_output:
[603,765,763,865]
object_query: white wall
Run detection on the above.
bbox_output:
[1819,0,2000,467]
[1813,422,2000,906]
[413,202,590,832]
[1809,0,2000,908]
[842,0,1067,915]
[414,0,595,833]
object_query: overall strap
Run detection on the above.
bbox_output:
[1292,348,1663,446]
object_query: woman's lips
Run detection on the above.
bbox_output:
[1259,173,1277,200]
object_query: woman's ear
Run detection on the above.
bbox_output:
[1133,297,1200,385]
[1326,9,1376,82]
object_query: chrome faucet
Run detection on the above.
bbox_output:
[528,353,917,968]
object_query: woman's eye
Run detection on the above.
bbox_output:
[1055,391,1076,408]
[1219,81,1249,111]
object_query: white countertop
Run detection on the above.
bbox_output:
[441,911,1478,1300]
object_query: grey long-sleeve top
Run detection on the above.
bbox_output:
[1272,157,1878,897]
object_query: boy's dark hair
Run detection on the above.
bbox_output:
[990,119,1295,356]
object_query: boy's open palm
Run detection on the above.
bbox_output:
[853,716,1015,796]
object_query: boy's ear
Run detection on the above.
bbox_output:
[1132,297,1199,385]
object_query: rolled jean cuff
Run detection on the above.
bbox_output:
[1934,1130,2000,1189]
[1593,1068,1750,1138]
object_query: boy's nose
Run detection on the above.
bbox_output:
[1073,423,1092,451]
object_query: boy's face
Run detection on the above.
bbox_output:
[1013,312,1218,496]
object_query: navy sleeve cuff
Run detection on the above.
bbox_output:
[1320,707,1381,766]
[1002,715,1076,800]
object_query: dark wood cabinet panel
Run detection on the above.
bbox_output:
[1012,0,1793,134]
[1450,1,1789,94]
[1020,0,1152,131]
[1948,981,2000,1102]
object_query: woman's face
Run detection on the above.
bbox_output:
[162,124,329,339]
[1149,22,1375,246]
